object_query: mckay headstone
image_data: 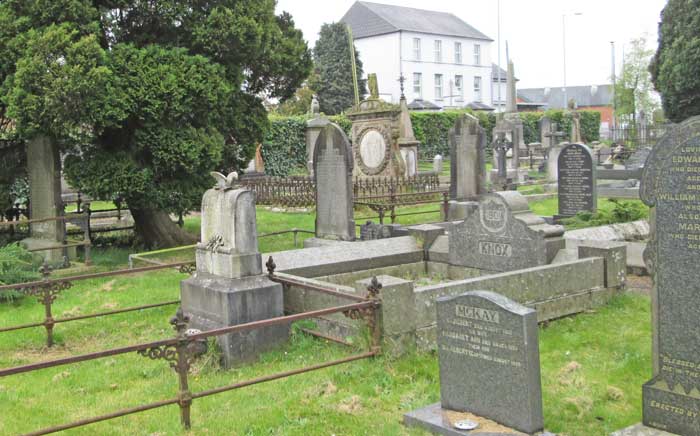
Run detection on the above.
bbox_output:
[313,123,355,241]
[639,115,700,435]
[557,143,597,217]
[436,291,544,434]
[449,192,565,272]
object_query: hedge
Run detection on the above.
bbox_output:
[261,109,601,176]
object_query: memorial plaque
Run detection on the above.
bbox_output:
[437,290,543,434]
[313,123,355,241]
[641,116,700,435]
[558,143,597,217]
[359,129,387,169]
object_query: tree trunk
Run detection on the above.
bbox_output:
[130,208,197,249]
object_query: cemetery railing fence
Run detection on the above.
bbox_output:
[0,260,382,435]
[0,261,195,347]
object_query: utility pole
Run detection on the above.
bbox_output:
[497,0,502,111]
[611,41,616,131]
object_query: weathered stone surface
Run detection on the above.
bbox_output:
[434,154,444,173]
[196,181,261,279]
[640,116,700,435]
[449,114,487,202]
[625,147,652,170]
[547,143,566,183]
[436,291,543,433]
[356,275,416,355]
[266,236,423,278]
[23,135,66,263]
[611,423,679,436]
[181,272,287,367]
[415,258,606,330]
[404,403,532,436]
[577,241,627,288]
[313,123,355,241]
[359,221,406,240]
[407,224,445,251]
[449,192,565,272]
[557,143,597,217]
[305,115,330,174]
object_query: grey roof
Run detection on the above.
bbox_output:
[341,1,492,41]
[465,101,495,111]
[407,99,441,111]
[518,85,613,109]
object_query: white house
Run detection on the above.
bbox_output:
[341,1,496,110]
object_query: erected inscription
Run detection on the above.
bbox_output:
[641,116,700,435]
[437,291,543,433]
[558,143,597,217]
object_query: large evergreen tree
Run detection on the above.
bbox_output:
[0,0,312,247]
[313,23,366,115]
[650,0,700,122]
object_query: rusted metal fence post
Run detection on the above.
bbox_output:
[26,262,71,347]
[366,276,382,353]
[172,308,193,429]
[442,191,449,220]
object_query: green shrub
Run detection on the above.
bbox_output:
[563,199,648,230]
[261,108,602,175]
[0,243,40,301]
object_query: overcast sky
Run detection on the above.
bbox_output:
[276,0,667,89]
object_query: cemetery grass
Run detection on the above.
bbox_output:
[0,260,652,435]
[529,197,649,229]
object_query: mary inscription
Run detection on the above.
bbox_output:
[641,116,700,435]
[436,291,543,434]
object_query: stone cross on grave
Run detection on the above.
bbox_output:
[398,74,406,98]
[493,132,511,184]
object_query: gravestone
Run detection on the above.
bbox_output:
[490,62,526,185]
[21,135,67,263]
[449,192,565,272]
[449,114,487,202]
[568,99,583,144]
[625,146,652,171]
[638,116,700,435]
[305,95,330,175]
[347,74,419,178]
[557,143,597,218]
[437,291,543,433]
[313,123,355,241]
[181,171,286,367]
[539,117,553,149]
[433,154,444,174]
[359,221,406,240]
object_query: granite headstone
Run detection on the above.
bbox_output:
[640,115,700,435]
[449,192,565,272]
[437,290,543,433]
[557,143,597,217]
[313,123,355,241]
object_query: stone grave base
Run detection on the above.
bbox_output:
[404,403,553,436]
[447,201,478,221]
[489,168,527,184]
[181,272,287,368]
[195,248,261,279]
[302,237,352,248]
[642,378,700,435]
[611,423,678,436]
[21,237,78,263]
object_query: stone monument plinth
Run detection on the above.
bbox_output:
[181,171,287,367]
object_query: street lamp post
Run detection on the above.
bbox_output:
[562,12,583,108]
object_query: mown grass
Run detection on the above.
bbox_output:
[0,256,652,436]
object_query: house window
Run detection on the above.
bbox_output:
[413,73,422,98]
[413,38,421,61]
[474,76,482,102]
[434,40,442,63]
[455,75,463,100]
[474,44,481,65]
[455,42,462,64]
[435,74,443,99]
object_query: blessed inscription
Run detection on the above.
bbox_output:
[641,117,700,435]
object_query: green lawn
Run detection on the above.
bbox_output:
[0,257,652,435]
[529,197,649,229]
